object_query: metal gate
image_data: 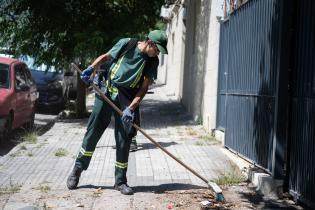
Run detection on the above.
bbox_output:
[288,0,315,207]
[217,0,315,207]
[217,0,281,171]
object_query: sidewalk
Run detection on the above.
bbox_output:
[0,84,247,209]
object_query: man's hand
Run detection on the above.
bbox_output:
[121,107,134,125]
[80,66,94,85]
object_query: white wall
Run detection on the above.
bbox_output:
[181,0,211,122]
[157,4,187,99]
[202,0,221,132]
[158,0,221,133]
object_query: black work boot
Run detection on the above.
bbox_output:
[66,165,82,190]
[114,183,134,195]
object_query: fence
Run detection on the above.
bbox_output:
[217,0,315,208]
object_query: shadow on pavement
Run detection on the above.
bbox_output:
[95,141,177,150]
[77,185,114,190]
[0,127,33,156]
[54,112,91,125]
[239,190,307,210]
[133,183,206,193]
[35,118,56,136]
[51,97,194,130]
[135,141,178,151]
[0,117,55,156]
[141,99,195,129]
[36,106,64,115]
[78,183,205,193]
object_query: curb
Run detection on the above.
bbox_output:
[220,147,283,199]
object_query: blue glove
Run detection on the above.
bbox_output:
[121,107,134,125]
[121,107,135,136]
[80,66,94,85]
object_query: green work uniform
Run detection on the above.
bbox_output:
[75,38,159,185]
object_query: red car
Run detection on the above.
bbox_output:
[0,56,37,139]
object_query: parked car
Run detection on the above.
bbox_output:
[30,68,67,112]
[63,60,113,101]
[0,56,37,138]
[20,56,67,112]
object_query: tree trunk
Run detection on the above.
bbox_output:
[76,68,87,118]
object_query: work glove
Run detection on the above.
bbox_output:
[80,66,94,85]
[121,107,134,125]
[121,107,135,136]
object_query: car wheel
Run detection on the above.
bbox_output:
[25,111,35,131]
[2,113,13,138]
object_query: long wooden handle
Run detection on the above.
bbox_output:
[71,63,209,185]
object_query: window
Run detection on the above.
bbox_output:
[0,63,10,89]
[24,65,35,86]
[14,64,27,90]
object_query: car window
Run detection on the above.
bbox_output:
[24,65,35,86]
[0,63,10,89]
[14,64,27,89]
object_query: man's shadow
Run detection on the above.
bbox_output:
[78,183,206,193]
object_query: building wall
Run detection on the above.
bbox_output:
[202,0,221,132]
[158,0,221,132]
[181,0,211,122]
[157,4,186,98]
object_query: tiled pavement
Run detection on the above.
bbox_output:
[0,84,232,198]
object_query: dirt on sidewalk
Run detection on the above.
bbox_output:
[1,181,305,210]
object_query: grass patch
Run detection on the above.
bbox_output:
[0,182,21,195]
[9,150,23,157]
[213,163,246,185]
[55,148,68,157]
[92,187,103,198]
[43,202,52,210]
[10,149,34,157]
[22,131,37,144]
[36,184,50,193]
[195,116,203,125]
[187,130,198,136]
[185,127,198,136]
[194,141,204,146]
[196,134,219,145]
[20,145,27,150]
[200,135,216,141]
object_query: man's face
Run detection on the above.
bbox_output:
[147,40,160,57]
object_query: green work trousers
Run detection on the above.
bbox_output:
[75,94,133,185]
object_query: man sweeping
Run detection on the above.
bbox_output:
[67,30,168,195]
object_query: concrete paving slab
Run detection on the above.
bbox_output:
[0,84,234,209]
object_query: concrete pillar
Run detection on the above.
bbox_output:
[202,0,221,132]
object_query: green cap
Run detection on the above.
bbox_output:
[148,30,168,54]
